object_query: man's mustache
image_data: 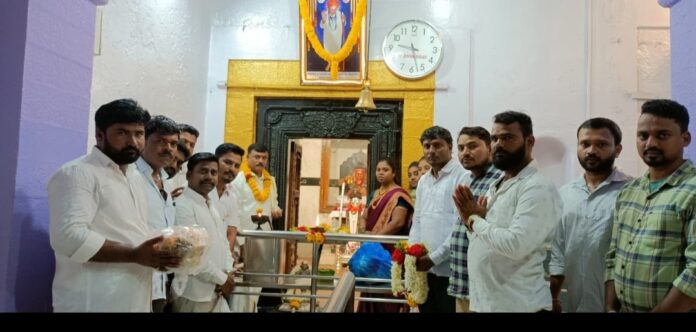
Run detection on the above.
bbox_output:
[584,155,600,162]
[643,148,663,155]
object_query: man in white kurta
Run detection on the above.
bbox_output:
[48,98,179,312]
[230,143,282,312]
[172,153,234,312]
[456,111,561,312]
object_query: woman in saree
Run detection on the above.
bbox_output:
[356,158,414,313]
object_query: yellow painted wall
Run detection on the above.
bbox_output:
[225,60,434,186]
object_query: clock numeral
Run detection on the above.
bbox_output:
[385,44,393,52]
[411,25,417,36]
[393,34,401,42]
[432,46,438,54]
[420,64,425,71]
[430,36,435,43]
[409,66,414,73]
[400,63,405,70]
[429,57,434,64]
[400,27,407,35]
[423,28,427,36]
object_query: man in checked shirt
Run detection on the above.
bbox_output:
[448,127,501,312]
[605,99,696,312]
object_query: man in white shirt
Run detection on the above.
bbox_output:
[211,143,245,310]
[135,115,180,312]
[455,111,562,312]
[230,143,283,311]
[164,142,190,181]
[549,118,631,312]
[212,143,245,259]
[172,153,235,312]
[168,123,199,199]
[408,126,470,313]
[47,98,181,312]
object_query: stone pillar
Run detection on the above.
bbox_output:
[659,0,696,160]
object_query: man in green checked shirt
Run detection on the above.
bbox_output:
[605,99,696,312]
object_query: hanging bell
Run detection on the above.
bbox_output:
[355,81,377,112]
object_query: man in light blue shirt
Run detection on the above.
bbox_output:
[549,118,631,312]
[409,126,470,313]
[135,115,180,312]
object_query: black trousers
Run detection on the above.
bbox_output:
[418,273,455,313]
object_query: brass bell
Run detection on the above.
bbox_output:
[355,81,377,112]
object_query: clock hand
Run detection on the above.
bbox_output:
[397,44,414,50]
[411,42,419,70]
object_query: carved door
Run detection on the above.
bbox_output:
[255,99,403,218]
[283,141,302,273]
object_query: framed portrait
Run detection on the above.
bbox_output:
[319,140,369,212]
[300,0,368,86]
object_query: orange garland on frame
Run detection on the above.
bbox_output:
[298,0,368,79]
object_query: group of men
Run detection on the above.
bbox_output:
[47,97,695,313]
[407,100,695,312]
[48,99,282,312]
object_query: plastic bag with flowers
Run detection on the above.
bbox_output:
[156,225,209,275]
[390,241,429,307]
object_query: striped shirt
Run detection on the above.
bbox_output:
[605,160,696,312]
[448,164,502,298]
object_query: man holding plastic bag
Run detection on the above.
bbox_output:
[171,153,234,312]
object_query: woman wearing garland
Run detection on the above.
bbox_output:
[356,158,414,313]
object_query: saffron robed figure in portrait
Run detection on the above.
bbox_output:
[299,0,368,85]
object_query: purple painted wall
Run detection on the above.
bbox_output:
[669,1,696,161]
[0,0,98,312]
[0,0,29,313]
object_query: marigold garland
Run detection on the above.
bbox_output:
[390,240,429,307]
[298,0,368,79]
[292,224,349,245]
[240,162,272,202]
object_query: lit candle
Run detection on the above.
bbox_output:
[338,182,346,221]
[315,215,320,226]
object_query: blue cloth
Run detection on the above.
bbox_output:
[348,242,391,280]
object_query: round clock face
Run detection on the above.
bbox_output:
[382,20,444,80]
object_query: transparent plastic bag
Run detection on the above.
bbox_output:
[157,225,209,275]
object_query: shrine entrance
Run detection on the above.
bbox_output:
[254,98,403,271]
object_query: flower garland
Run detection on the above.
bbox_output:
[293,224,350,245]
[298,0,368,79]
[390,240,429,307]
[240,162,272,202]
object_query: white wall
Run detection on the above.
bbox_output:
[91,0,670,186]
[90,0,214,151]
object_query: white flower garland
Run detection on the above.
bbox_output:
[390,242,429,307]
[404,255,428,305]
[391,263,404,295]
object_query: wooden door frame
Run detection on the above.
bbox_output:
[255,98,403,230]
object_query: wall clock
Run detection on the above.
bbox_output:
[382,20,444,80]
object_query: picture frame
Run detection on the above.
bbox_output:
[300,0,368,86]
[319,140,369,212]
